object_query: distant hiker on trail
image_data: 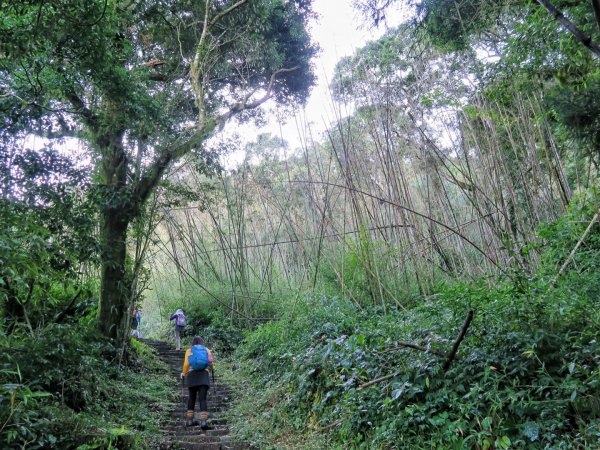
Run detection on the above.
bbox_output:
[132,307,141,329]
[181,336,214,429]
[169,308,186,350]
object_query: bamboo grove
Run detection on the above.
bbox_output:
[149,79,580,322]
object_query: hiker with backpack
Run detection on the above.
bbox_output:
[169,308,186,351]
[134,308,141,329]
[181,336,214,429]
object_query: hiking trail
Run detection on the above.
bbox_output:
[141,339,251,450]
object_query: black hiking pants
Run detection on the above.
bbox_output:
[187,385,209,411]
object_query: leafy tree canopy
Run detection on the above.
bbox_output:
[0,0,318,340]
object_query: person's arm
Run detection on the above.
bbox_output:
[208,349,214,370]
[169,313,175,321]
[182,349,191,376]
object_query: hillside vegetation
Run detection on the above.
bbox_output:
[2,0,600,448]
[226,195,600,449]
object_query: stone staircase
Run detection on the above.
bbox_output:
[140,339,251,450]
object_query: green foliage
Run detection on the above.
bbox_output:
[419,0,509,52]
[0,148,98,333]
[319,243,375,302]
[548,72,600,166]
[538,190,600,270]
[227,197,600,448]
[185,306,245,356]
[0,0,317,141]
[0,324,174,449]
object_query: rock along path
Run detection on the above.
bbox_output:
[141,339,251,450]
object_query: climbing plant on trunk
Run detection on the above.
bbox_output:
[0,0,317,340]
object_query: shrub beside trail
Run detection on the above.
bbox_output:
[0,325,173,449]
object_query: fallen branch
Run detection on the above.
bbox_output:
[317,417,346,431]
[357,371,400,390]
[357,310,474,390]
[443,309,474,372]
[379,341,448,357]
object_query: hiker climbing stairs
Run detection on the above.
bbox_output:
[140,339,251,450]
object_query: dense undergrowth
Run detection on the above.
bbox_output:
[225,197,600,449]
[0,325,174,449]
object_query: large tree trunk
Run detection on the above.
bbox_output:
[97,205,131,340]
[96,130,131,341]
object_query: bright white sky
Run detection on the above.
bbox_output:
[222,0,408,166]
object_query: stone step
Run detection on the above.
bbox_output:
[174,435,222,444]
[145,344,176,355]
[162,428,227,437]
[163,412,225,422]
[163,417,228,425]
[205,429,229,437]
[221,442,254,450]
[177,390,230,401]
[164,427,228,434]
[170,407,227,414]
[143,340,243,450]
[173,399,229,406]
[170,441,221,450]
[167,438,253,449]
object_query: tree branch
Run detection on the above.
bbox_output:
[379,341,448,357]
[443,309,474,372]
[554,208,600,282]
[537,0,600,58]
[209,0,250,28]
[132,125,210,210]
[317,417,346,431]
[358,310,475,391]
[287,179,503,272]
[22,279,36,336]
[53,290,82,323]
[357,371,400,390]
[139,58,166,68]
[64,90,99,132]
[135,62,297,214]
[216,66,299,125]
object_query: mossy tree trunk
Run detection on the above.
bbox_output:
[98,207,130,340]
[95,130,132,341]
